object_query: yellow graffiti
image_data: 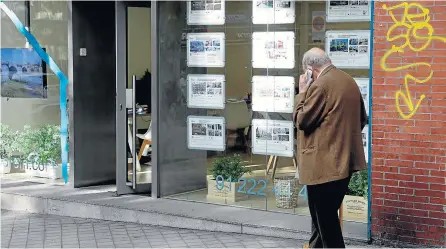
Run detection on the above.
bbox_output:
[380,2,446,119]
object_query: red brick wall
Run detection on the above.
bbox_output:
[372,0,446,246]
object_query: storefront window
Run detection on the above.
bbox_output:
[157,0,370,224]
[0,1,69,185]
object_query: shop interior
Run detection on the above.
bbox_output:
[1,1,370,224]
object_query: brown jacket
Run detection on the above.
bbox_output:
[293,65,367,185]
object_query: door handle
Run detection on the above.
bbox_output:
[132,75,137,189]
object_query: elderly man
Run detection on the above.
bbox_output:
[293,48,367,248]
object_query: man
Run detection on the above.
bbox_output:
[293,48,367,248]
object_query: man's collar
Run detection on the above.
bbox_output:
[317,64,334,79]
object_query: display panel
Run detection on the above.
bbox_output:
[187,32,225,67]
[326,0,371,23]
[326,30,370,69]
[187,74,225,109]
[362,125,369,163]
[187,116,226,151]
[251,119,294,157]
[354,78,369,115]
[252,0,295,24]
[187,0,225,25]
[252,76,295,113]
[252,31,295,69]
[1,48,47,98]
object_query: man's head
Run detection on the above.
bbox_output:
[302,48,332,79]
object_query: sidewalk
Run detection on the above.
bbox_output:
[2,210,380,249]
[2,210,304,248]
[1,179,368,243]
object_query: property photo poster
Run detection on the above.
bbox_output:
[312,11,326,42]
[187,116,225,151]
[187,74,225,109]
[252,76,295,113]
[362,125,369,163]
[252,31,295,69]
[1,48,47,98]
[251,119,294,157]
[187,0,225,25]
[187,33,225,67]
[326,0,371,22]
[354,78,369,116]
[326,30,370,69]
[252,0,295,24]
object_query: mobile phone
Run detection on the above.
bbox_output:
[305,69,313,85]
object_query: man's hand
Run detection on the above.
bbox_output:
[299,73,311,93]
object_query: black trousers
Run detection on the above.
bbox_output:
[307,176,351,248]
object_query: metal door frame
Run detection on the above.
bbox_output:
[116,0,155,195]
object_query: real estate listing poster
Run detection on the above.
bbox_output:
[187,116,225,151]
[187,33,225,67]
[251,119,294,157]
[252,76,295,113]
[252,31,295,69]
[312,11,326,42]
[326,0,371,22]
[362,125,369,163]
[354,78,369,116]
[326,30,370,69]
[252,0,295,24]
[187,74,225,109]
[187,0,225,25]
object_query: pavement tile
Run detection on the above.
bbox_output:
[2,210,379,249]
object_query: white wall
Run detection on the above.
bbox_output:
[127,7,151,87]
[0,1,68,131]
[127,7,152,130]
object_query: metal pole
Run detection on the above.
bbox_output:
[132,75,137,189]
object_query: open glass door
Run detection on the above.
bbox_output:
[116,1,152,195]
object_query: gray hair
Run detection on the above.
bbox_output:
[302,50,331,70]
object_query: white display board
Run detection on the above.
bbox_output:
[187,33,225,67]
[187,116,225,151]
[326,30,370,69]
[312,11,326,42]
[354,78,369,116]
[187,74,225,109]
[326,0,371,22]
[362,125,369,163]
[252,31,295,69]
[251,119,294,157]
[187,0,225,25]
[252,0,295,24]
[252,76,295,113]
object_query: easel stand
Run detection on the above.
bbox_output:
[265,155,297,179]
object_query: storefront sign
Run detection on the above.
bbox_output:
[325,30,370,69]
[213,175,295,197]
